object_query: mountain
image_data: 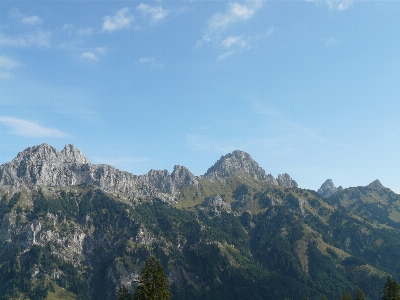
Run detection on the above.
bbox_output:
[0,145,297,201]
[317,179,343,198]
[202,150,298,187]
[1,144,399,300]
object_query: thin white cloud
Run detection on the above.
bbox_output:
[337,0,352,11]
[80,47,106,61]
[0,31,50,48]
[63,24,73,30]
[136,3,169,24]
[218,50,236,60]
[77,27,93,35]
[137,57,162,68]
[0,56,23,70]
[22,15,42,26]
[0,56,23,79]
[309,0,353,11]
[102,8,134,32]
[11,9,42,26]
[0,72,13,79]
[221,36,246,49]
[80,52,98,61]
[198,1,264,59]
[138,57,155,64]
[325,37,337,45]
[95,47,106,55]
[208,1,262,33]
[0,117,66,138]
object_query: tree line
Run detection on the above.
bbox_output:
[118,257,399,300]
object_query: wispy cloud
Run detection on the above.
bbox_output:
[80,52,98,61]
[197,1,265,59]
[137,57,163,68]
[0,56,23,70]
[80,47,107,61]
[308,0,353,11]
[0,31,50,48]
[22,15,42,26]
[102,8,134,32]
[11,9,42,26]
[218,50,236,60]
[0,116,66,138]
[136,3,169,24]
[0,56,23,79]
[208,1,262,33]
[325,37,337,45]
[337,0,352,11]
[77,27,93,35]
[221,36,246,49]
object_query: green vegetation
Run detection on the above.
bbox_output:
[1,177,400,300]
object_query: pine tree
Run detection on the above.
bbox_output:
[341,291,352,300]
[382,276,400,300]
[117,284,132,300]
[133,256,171,300]
[355,287,366,300]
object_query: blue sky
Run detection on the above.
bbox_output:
[1,0,400,193]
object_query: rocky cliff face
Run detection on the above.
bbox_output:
[202,150,297,187]
[277,173,298,188]
[0,145,298,201]
[317,179,343,198]
[367,179,385,191]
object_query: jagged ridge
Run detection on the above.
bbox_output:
[0,144,298,201]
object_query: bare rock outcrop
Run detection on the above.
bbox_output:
[0,145,299,201]
[317,179,343,198]
[277,173,298,188]
[367,179,385,191]
[202,194,231,212]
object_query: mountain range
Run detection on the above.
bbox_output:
[1,144,399,300]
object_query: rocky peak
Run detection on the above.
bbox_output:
[60,144,89,165]
[317,179,342,198]
[202,194,231,212]
[367,179,385,191]
[171,165,198,188]
[203,150,268,181]
[277,173,298,188]
[15,143,58,161]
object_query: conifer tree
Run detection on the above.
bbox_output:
[341,291,352,300]
[382,276,400,300]
[133,256,171,300]
[355,287,366,300]
[117,285,132,300]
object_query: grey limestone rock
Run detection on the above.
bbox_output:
[277,173,298,188]
[171,165,198,189]
[367,179,385,191]
[0,144,175,202]
[203,150,269,181]
[202,194,231,212]
[0,145,301,202]
[317,179,342,198]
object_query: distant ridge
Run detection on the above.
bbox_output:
[0,144,298,200]
[317,179,343,198]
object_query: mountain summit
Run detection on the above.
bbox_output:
[202,150,298,187]
[367,179,385,191]
[317,179,343,198]
[0,145,298,199]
